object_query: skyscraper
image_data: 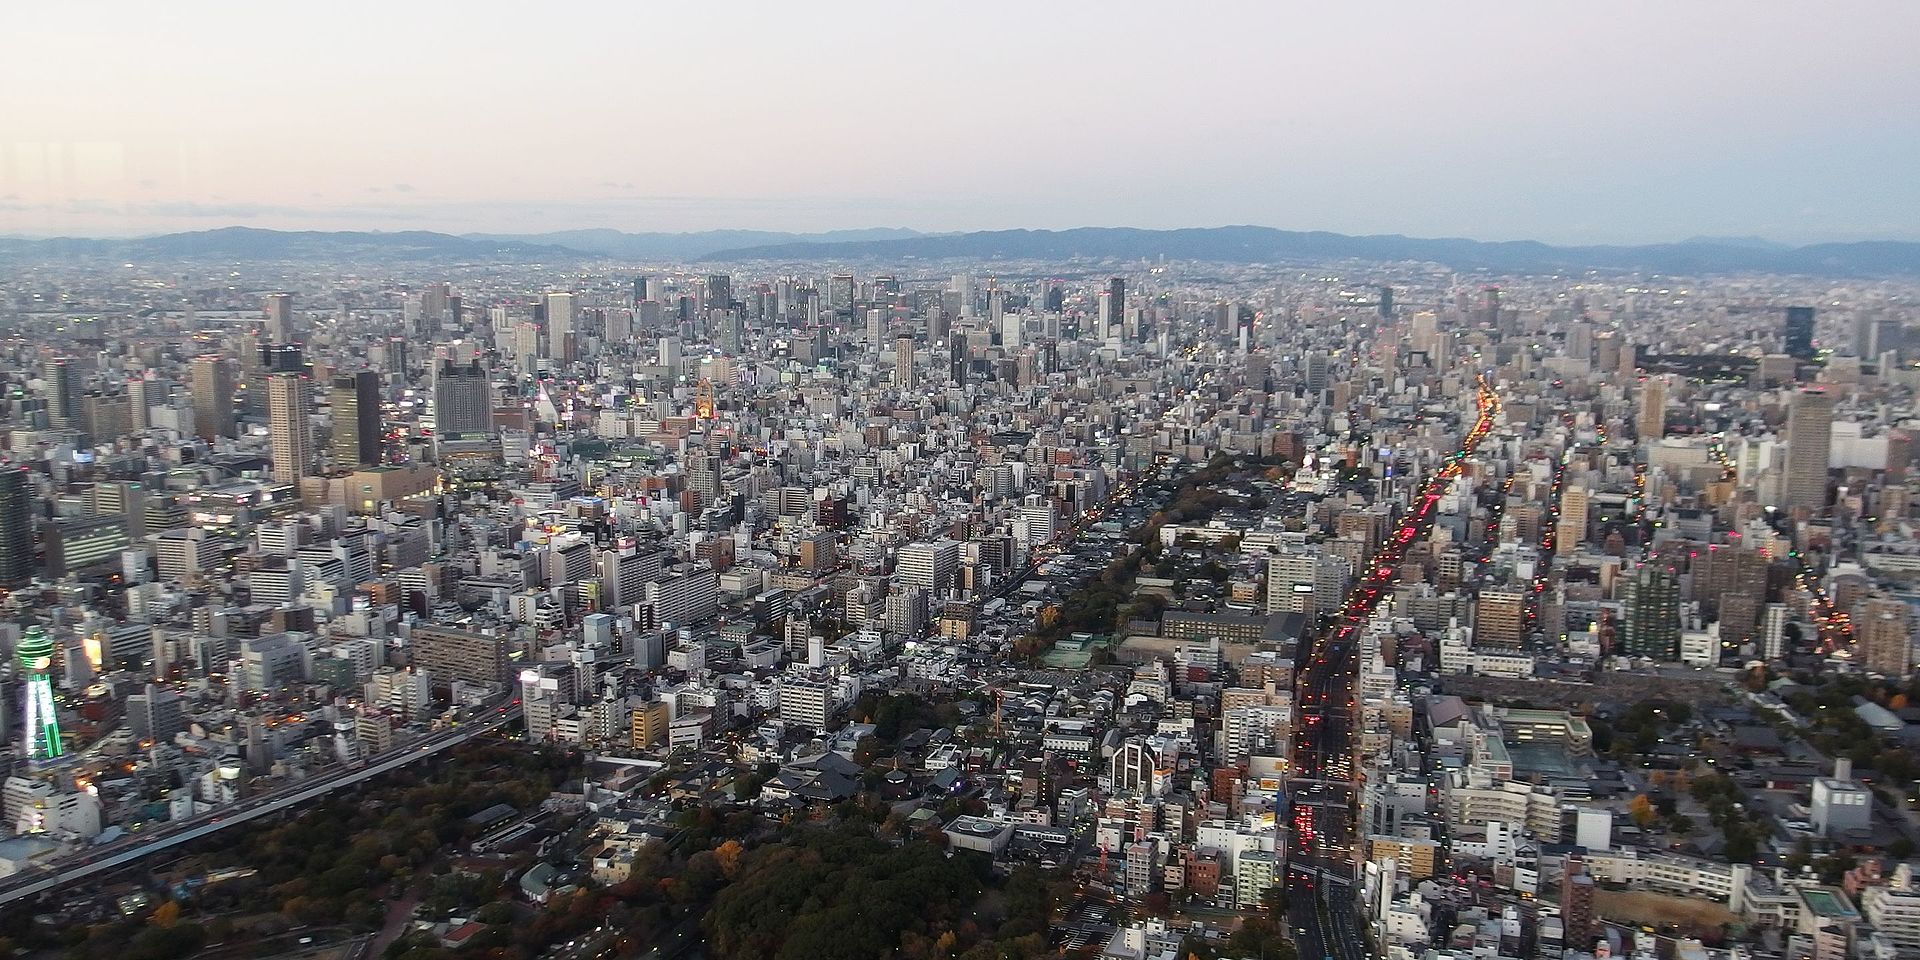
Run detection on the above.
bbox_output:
[1306,352,1329,394]
[266,372,314,483]
[1785,388,1835,511]
[43,358,79,431]
[1635,375,1666,440]
[128,373,154,431]
[0,467,33,588]
[1107,277,1126,331]
[685,452,723,511]
[191,355,236,441]
[706,273,732,310]
[1857,597,1915,679]
[1621,565,1681,660]
[894,336,915,388]
[949,331,969,385]
[432,355,493,437]
[546,292,575,362]
[828,274,855,314]
[260,341,305,375]
[1555,485,1590,555]
[263,292,295,345]
[18,626,63,761]
[1784,305,1816,360]
[1474,588,1528,648]
[330,370,383,468]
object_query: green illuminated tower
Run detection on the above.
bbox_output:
[18,627,63,761]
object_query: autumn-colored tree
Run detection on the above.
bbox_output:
[1628,794,1657,828]
[936,930,958,954]
[150,900,182,928]
[715,840,744,880]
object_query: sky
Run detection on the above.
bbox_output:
[3,1,1918,245]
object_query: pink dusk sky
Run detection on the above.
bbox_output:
[3,1,1917,244]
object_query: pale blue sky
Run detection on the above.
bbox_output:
[3,1,1916,243]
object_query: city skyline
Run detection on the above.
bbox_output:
[7,2,1920,957]
[6,1,1920,244]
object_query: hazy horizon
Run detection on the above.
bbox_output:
[5,1,1919,245]
[0,223,1895,252]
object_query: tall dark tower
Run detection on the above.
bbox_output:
[1785,306,1816,360]
[260,342,306,375]
[330,371,383,468]
[1107,277,1126,326]
[706,274,733,310]
[949,331,969,385]
[0,466,33,588]
[43,358,79,431]
[1043,282,1065,313]
[1378,286,1394,319]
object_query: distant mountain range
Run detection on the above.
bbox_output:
[0,226,927,264]
[464,227,925,259]
[0,227,577,262]
[699,225,1920,276]
[1,224,1915,276]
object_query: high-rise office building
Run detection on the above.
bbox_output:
[828,274,855,314]
[949,331,969,385]
[1305,352,1329,394]
[1785,388,1835,511]
[0,467,33,588]
[1474,588,1528,648]
[191,355,236,441]
[1784,305,1816,360]
[260,341,305,375]
[237,331,267,416]
[1555,485,1590,554]
[1107,277,1126,330]
[1621,566,1681,660]
[1857,597,1915,679]
[685,452,723,511]
[43,358,79,431]
[894,337,915,387]
[546,292,575,361]
[261,291,293,345]
[432,356,492,436]
[263,292,295,344]
[266,373,313,483]
[127,373,155,432]
[897,540,960,595]
[1635,375,1666,440]
[409,625,509,688]
[706,273,732,310]
[330,370,383,468]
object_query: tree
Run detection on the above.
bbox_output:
[149,901,182,929]
[1786,835,1814,872]
[1670,814,1694,836]
[1628,794,1657,828]
[714,839,745,880]
[1225,916,1296,960]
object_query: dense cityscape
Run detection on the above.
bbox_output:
[0,246,1909,960]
